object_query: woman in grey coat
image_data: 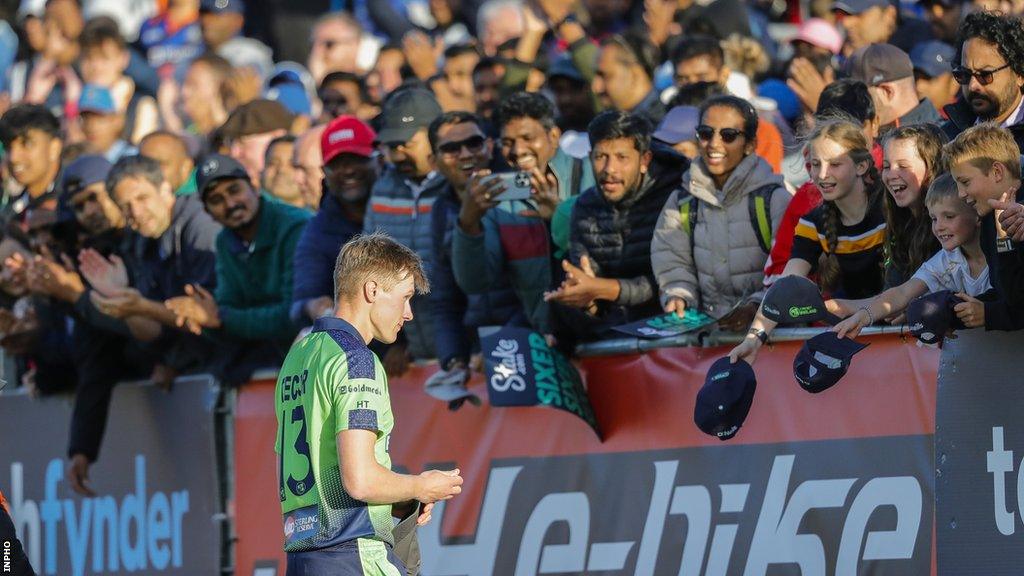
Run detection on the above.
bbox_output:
[651,95,791,330]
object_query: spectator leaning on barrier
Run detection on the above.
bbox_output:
[452,92,596,333]
[944,123,1024,330]
[651,95,791,330]
[428,111,528,374]
[845,43,942,133]
[943,12,1024,150]
[0,104,63,228]
[291,115,376,326]
[138,130,197,196]
[364,88,445,369]
[93,155,222,388]
[546,111,689,344]
[166,154,310,384]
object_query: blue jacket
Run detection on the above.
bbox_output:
[290,193,363,324]
[363,167,445,359]
[430,184,529,367]
[450,148,594,332]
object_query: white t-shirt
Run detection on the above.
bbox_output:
[912,247,991,296]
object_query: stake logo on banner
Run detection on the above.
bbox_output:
[480,326,601,439]
[613,310,716,339]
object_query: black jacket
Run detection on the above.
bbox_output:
[941,98,1024,153]
[980,185,1024,331]
[563,143,690,337]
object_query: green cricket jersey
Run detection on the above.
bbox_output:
[275,316,395,552]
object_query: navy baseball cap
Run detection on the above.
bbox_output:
[761,276,841,325]
[61,155,112,198]
[654,106,700,145]
[833,0,890,14]
[200,0,245,13]
[196,154,250,198]
[793,331,869,393]
[694,357,756,441]
[547,55,586,83]
[906,290,965,344]
[910,41,955,79]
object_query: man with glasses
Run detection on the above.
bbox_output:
[363,88,445,374]
[845,43,941,132]
[942,12,1024,150]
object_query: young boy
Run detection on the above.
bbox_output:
[943,123,1024,331]
[833,173,990,338]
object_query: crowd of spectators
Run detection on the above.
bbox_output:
[3,0,1024,495]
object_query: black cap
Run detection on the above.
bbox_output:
[377,88,443,144]
[906,290,965,344]
[694,357,756,441]
[793,332,869,393]
[196,154,250,198]
[761,276,840,325]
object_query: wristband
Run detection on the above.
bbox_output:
[858,306,875,325]
[747,327,768,344]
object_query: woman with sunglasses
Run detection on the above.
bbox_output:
[729,118,886,364]
[652,95,791,330]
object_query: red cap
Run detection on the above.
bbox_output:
[321,115,376,163]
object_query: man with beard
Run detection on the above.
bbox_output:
[544,111,689,345]
[291,116,376,325]
[428,111,528,391]
[942,11,1024,150]
[453,92,595,333]
[363,88,445,370]
[166,154,310,383]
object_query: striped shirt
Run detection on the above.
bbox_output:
[791,194,886,299]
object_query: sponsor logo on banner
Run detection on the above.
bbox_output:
[480,326,601,438]
[418,436,932,575]
[613,311,716,339]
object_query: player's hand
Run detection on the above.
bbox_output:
[67,453,96,496]
[417,501,435,526]
[728,335,762,365]
[417,468,463,503]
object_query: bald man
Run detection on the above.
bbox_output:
[139,131,196,196]
[293,124,326,209]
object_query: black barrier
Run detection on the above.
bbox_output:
[0,376,224,576]
[936,330,1024,574]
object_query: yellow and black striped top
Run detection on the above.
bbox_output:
[790,194,887,299]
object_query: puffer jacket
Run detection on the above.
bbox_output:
[364,167,445,360]
[651,154,791,317]
[569,143,689,322]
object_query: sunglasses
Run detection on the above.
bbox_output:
[951,63,1010,86]
[695,125,744,144]
[437,135,486,156]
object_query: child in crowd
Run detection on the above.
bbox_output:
[880,124,946,288]
[729,119,886,364]
[832,173,989,338]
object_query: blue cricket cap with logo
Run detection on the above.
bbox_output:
[906,290,965,344]
[761,275,841,325]
[694,357,756,441]
[200,0,245,13]
[793,331,868,393]
[79,84,117,114]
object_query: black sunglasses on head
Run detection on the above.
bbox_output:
[951,63,1010,86]
[437,135,486,155]
[696,125,744,144]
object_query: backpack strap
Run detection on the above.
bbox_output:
[747,183,778,253]
[678,194,699,237]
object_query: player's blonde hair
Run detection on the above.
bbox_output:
[333,232,429,302]
[942,123,1022,180]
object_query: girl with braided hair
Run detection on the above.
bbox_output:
[729,118,886,364]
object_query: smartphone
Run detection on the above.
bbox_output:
[483,171,532,202]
